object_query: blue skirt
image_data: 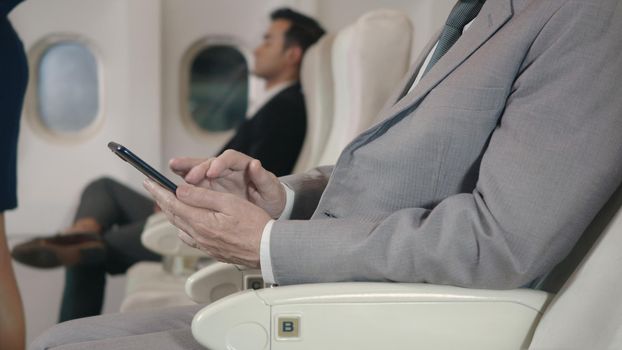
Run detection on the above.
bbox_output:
[0,17,28,211]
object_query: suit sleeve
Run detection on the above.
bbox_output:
[279,165,333,220]
[269,1,622,288]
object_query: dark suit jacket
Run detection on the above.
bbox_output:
[219,83,306,177]
[0,0,23,16]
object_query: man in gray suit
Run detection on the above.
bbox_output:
[32,0,622,348]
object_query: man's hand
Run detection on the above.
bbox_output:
[169,157,207,179]
[169,150,286,218]
[144,180,271,268]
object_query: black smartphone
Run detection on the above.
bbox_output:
[107,141,177,193]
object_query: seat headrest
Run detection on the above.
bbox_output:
[295,34,336,173]
[318,9,414,166]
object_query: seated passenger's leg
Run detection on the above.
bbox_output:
[73,177,155,232]
[11,178,155,269]
[103,220,161,275]
[31,304,205,350]
[58,264,106,322]
[58,221,161,322]
[45,328,203,350]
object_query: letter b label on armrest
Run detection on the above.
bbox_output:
[277,317,300,338]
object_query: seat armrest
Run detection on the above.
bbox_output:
[145,211,169,227]
[185,262,264,304]
[192,283,552,350]
[141,213,205,257]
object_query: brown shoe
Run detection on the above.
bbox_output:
[11,233,105,269]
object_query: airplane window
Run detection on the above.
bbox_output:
[37,41,99,133]
[188,45,248,132]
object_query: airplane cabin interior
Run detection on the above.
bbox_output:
[1,0,621,349]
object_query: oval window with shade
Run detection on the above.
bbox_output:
[188,45,249,132]
[36,41,100,133]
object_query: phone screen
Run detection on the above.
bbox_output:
[107,141,177,193]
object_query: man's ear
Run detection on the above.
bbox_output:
[285,45,303,66]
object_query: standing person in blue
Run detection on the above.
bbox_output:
[11,7,325,323]
[0,0,28,349]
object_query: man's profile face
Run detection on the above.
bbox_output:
[253,19,294,80]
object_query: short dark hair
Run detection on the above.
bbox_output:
[270,8,326,53]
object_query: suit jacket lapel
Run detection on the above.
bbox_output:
[342,0,514,155]
[386,30,442,107]
[380,0,514,123]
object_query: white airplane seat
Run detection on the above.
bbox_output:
[185,262,263,305]
[192,283,550,350]
[120,262,196,313]
[292,33,336,174]
[120,212,205,312]
[139,212,205,258]
[527,183,622,349]
[189,186,622,348]
[317,9,413,166]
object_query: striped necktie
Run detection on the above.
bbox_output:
[422,0,486,76]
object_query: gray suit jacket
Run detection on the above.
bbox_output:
[271,0,622,289]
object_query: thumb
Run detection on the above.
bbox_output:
[248,160,285,218]
[170,157,204,177]
[184,158,214,184]
[248,159,282,200]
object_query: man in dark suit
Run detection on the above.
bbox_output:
[12,7,325,323]
[218,8,324,177]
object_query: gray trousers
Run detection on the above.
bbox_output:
[30,304,206,349]
[60,177,161,322]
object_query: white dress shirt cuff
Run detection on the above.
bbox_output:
[260,182,296,284]
[278,183,295,219]
[260,219,276,284]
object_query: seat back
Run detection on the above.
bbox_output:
[292,34,336,174]
[535,184,622,293]
[317,9,413,166]
[528,183,622,349]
